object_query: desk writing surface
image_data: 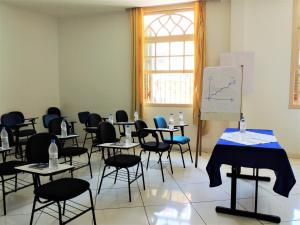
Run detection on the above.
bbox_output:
[56,134,79,139]
[0,147,12,152]
[97,142,139,149]
[16,163,74,175]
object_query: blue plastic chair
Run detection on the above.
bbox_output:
[154,116,193,168]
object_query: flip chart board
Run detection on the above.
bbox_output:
[201,66,242,121]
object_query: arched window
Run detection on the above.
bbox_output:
[143,7,195,105]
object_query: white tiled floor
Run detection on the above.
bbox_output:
[1,147,300,225]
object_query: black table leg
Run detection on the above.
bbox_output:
[226,167,270,182]
[216,166,281,223]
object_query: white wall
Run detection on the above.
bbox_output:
[0,3,60,131]
[58,11,132,134]
[231,0,300,156]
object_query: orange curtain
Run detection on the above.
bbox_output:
[130,8,144,118]
[193,1,206,126]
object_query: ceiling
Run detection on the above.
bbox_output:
[0,0,210,18]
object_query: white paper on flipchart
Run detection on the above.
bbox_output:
[220,131,277,146]
[220,52,255,94]
[201,66,242,114]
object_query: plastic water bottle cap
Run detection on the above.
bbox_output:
[51,139,55,144]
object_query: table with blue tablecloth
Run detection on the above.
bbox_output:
[206,128,296,223]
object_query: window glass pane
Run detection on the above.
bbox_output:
[171,15,181,24]
[145,43,156,57]
[170,42,184,56]
[185,41,194,55]
[144,73,193,104]
[145,57,155,70]
[185,56,194,70]
[165,17,175,31]
[170,57,184,70]
[186,25,194,34]
[157,27,169,36]
[177,11,194,21]
[156,57,169,70]
[156,43,169,56]
[171,26,184,35]
[178,17,192,31]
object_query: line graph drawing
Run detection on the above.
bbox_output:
[206,76,236,102]
[201,66,242,114]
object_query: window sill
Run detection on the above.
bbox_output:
[288,104,300,109]
[144,103,192,108]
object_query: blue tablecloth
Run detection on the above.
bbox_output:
[206,128,296,197]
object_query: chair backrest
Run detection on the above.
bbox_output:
[116,110,128,122]
[134,120,148,139]
[26,133,61,163]
[47,107,61,117]
[0,125,15,147]
[42,114,59,128]
[99,121,117,143]
[86,113,102,127]
[10,111,25,123]
[153,116,168,129]
[48,118,70,135]
[78,111,90,124]
[1,112,23,127]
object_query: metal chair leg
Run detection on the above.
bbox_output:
[1,176,7,215]
[98,165,107,194]
[57,201,63,225]
[126,168,132,202]
[83,133,88,148]
[135,151,143,177]
[114,168,119,184]
[188,142,193,163]
[158,153,165,182]
[146,151,151,170]
[140,161,146,190]
[88,189,97,225]
[179,145,186,168]
[168,151,173,174]
[29,196,37,225]
[87,152,93,179]
[63,201,66,215]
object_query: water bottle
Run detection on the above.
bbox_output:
[179,112,184,125]
[61,120,67,137]
[240,116,246,133]
[109,114,114,124]
[48,139,58,170]
[125,125,131,145]
[134,111,139,121]
[169,114,175,130]
[1,127,9,149]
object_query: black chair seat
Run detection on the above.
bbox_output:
[0,161,26,176]
[35,178,89,201]
[142,142,170,152]
[105,154,141,168]
[61,147,88,157]
[18,129,36,137]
